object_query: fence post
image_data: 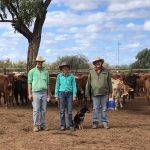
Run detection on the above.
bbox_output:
[3,68,6,74]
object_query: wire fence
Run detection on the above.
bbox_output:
[0,68,150,75]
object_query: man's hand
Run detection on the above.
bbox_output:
[73,97,76,101]
[28,94,33,101]
[109,93,112,98]
[55,96,59,101]
[47,95,51,102]
[55,97,59,108]
[73,97,77,104]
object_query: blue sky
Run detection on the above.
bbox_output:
[0,0,150,66]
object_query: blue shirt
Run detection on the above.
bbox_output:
[55,73,77,97]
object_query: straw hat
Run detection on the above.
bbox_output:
[92,57,104,65]
[35,56,45,62]
[59,62,70,70]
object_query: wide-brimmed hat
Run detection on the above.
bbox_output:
[59,62,70,70]
[92,57,104,65]
[35,56,45,62]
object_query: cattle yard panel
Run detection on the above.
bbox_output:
[0,68,150,74]
[0,68,26,74]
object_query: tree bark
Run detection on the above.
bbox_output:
[27,36,41,72]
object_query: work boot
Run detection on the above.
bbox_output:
[60,127,65,131]
[69,127,75,131]
[92,125,98,129]
[92,122,98,129]
[103,124,110,129]
[33,126,39,132]
[40,126,46,131]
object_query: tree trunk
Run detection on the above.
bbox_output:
[27,36,41,72]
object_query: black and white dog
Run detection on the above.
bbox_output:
[73,105,90,129]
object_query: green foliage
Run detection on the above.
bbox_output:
[0,0,43,27]
[0,59,26,68]
[130,48,150,69]
[49,55,90,70]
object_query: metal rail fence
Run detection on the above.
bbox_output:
[0,68,150,74]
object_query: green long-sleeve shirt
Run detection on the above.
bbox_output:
[85,67,112,97]
[28,66,50,92]
[55,73,77,97]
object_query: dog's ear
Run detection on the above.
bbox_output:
[83,105,87,109]
[87,108,90,113]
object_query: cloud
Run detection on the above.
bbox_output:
[2,30,22,38]
[123,43,140,49]
[0,23,12,30]
[45,9,150,31]
[55,34,70,41]
[108,0,150,12]
[45,11,107,28]
[144,21,150,31]
[52,0,103,10]
[45,49,59,56]
[126,23,143,32]
[126,23,135,29]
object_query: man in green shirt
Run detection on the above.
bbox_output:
[85,57,112,129]
[28,56,50,132]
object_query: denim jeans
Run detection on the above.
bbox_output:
[92,95,109,126]
[32,90,47,128]
[59,91,73,128]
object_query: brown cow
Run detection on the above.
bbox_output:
[145,78,150,105]
[0,74,14,107]
[14,74,28,105]
[75,75,88,106]
[49,77,56,96]
[136,74,150,96]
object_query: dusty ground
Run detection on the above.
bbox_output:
[0,97,150,150]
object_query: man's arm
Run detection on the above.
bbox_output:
[55,74,60,98]
[28,83,33,101]
[85,73,91,97]
[72,75,77,101]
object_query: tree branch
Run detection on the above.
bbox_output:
[7,5,15,21]
[43,0,52,9]
[0,14,4,21]
[14,20,33,41]
[9,2,19,19]
[0,20,13,22]
[33,0,52,35]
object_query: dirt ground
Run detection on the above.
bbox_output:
[0,97,150,150]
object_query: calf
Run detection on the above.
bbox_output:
[123,74,139,99]
[0,74,14,107]
[14,74,28,105]
[49,77,56,95]
[112,79,130,110]
[145,78,150,105]
[75,75,88,106]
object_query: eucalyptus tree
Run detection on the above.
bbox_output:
[130,48,150,69]
[0,0,52,71]
[50,55,90,70]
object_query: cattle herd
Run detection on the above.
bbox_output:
[0,72,150,108]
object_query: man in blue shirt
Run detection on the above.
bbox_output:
[55,62,77,131]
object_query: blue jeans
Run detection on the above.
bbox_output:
[32,90,47,127]
[59,92,73,128]
[92,95,109,126]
